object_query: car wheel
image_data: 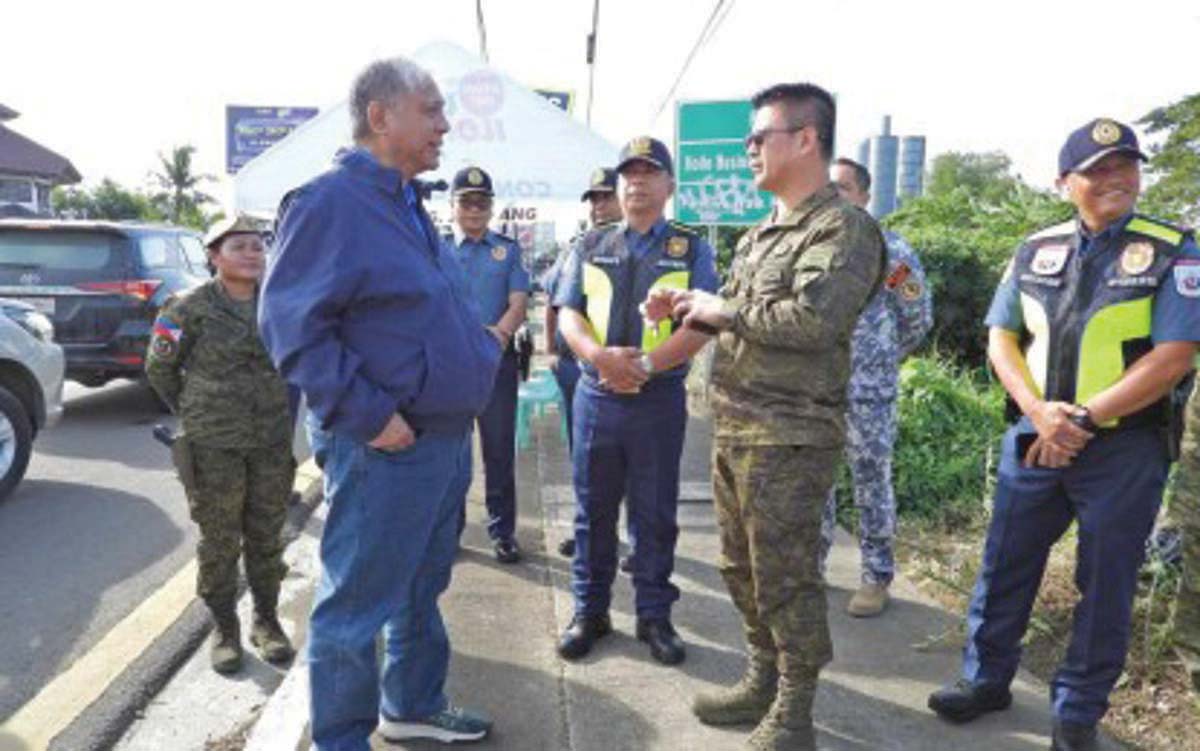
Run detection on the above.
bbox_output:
[0,385,34,502]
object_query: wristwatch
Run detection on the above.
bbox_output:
[640,354,655,376]
[1069,406,1098,432]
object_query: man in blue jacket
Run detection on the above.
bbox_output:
[259,57,502,750]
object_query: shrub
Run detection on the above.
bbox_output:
[832,354,1008,529]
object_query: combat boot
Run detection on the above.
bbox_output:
[693,652,778,726]
[746,674,817,751]
[250,609,295,664]
[209,608,243,674]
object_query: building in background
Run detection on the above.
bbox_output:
[857,116,926,219]
[0,104,81,217]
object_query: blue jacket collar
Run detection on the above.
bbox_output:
[338,147,406,196]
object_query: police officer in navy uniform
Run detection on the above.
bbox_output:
[446,166,530,563]
[550,167,623,559]
[553,137,719,665]
[928,118,1200,751]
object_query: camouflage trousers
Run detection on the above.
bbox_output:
[819,398,897,585]
[1171,380,1200,658]
[186,442,295,612]
[713,442,838,681]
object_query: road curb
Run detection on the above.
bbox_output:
[44,461,324,751]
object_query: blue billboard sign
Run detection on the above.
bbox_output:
[225,106,319,174]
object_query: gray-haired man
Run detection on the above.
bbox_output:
[260,57,501,750]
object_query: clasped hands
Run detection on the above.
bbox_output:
[1023,400,1094,469]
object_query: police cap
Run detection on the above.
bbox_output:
[1058,118,1148,177]
[451,166,494,197]
[203,214,262,249]
[580,167,617,202]
[615,136,674,177]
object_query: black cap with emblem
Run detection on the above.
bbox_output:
[615,136,674,176]
[451,166,494,197]
[1058,118,1148,177]
[580,167,617,202]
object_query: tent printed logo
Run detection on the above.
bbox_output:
[444,70,508,144]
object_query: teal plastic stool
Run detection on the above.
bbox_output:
[516,370,561,450]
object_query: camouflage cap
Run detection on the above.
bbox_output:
[203,214,262,249]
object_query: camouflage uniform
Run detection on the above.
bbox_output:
[706,184,885,741]
[819,231,932,585]
[145,279,295,616]
[1171,377,1200,688]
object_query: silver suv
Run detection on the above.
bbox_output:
[0,298,64,500]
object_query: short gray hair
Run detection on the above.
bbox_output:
[349,57,435,141]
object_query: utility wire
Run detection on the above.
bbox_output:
[475,0,489,61]
[651,0,727,123]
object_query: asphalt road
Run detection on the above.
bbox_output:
[0,380,192,722]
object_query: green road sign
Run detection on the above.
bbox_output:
[675,100,771,226]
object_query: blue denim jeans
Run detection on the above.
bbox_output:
[306,418,472,751]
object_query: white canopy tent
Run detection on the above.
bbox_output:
[233,41,620,218]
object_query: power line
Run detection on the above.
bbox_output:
[651,0,728,123]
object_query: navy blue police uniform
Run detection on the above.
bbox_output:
[444,167,530,554]
[930,119,1200,744]
[553,138,719,648]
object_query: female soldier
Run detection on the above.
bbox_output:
[146,215,295,674]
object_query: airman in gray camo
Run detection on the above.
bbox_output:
[1169,377,1200,693]
[645,83,885,751]
[820,157,933,618]
[146,215,296,674]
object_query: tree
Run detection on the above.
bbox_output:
[885,153,1072,368]
[150,145,215,229]
[1138,93,1200,226]
[53,178,161,222]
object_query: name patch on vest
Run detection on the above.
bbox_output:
[1031,244,1070,275]
[1175,260,1200,298]
[1019,273,1063,288]
[588,255,621,267]
[1107,275,1159,288]
[656,259,689,270]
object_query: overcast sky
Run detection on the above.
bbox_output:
[4,0,1198,210]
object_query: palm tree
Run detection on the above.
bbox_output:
[151,145,214,226]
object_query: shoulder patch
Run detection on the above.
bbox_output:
[1029,220,1076,242]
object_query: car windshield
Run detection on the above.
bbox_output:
[0,230,117,271]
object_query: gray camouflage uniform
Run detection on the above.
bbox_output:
[819,230,932,585]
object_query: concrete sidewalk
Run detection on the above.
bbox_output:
[121,406,1126,751]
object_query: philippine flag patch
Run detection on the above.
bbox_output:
[152,316,183,343]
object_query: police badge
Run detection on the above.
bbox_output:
[666,237,689,258]
[1120,241,1155,276]
[492,245,508,261]
[468,168,484,186]
[1091,119,1121,146]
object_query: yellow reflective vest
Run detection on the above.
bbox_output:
[1013,214,1188,429]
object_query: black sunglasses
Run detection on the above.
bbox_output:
[744,123,809,150]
